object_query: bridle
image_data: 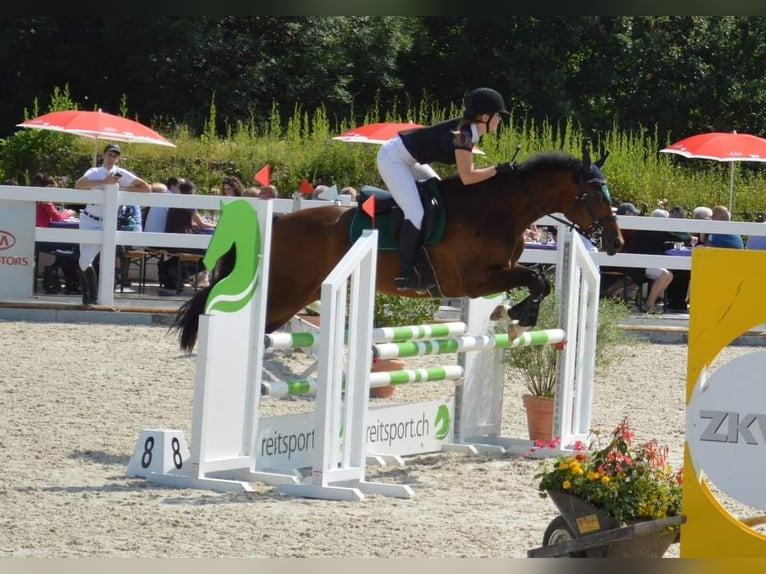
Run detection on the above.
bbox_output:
[508,142,616,246]
[535,167,615,242]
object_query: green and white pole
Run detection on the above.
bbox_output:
[371,322,467,343]
[264,321,469,351]
[369,365,464,386]
[262,365,465,398]
[371,328,566,360]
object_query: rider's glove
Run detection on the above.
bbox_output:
[495,161,516,175]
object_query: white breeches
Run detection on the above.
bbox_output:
[78,211,102,271]
[377,136,439,231]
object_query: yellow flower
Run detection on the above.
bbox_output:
[601,476,610,484]
[558,461,569,471]
[587,471,600,481]
[562,480,571,489]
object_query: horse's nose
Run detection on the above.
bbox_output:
[606,233,624,256]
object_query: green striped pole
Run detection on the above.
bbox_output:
[262,365,465,398]
[262,378,318,398]
[264,321,469,350]
[371,328,566,359]
[371,322,467,343]
[369,365,464,386]
[264,331,319,350]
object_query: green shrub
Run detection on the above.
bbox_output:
[373,292,440,328]
[500,286,636,398]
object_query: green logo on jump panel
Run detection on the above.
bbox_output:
[434,404,450,440]
[203,199,261,314]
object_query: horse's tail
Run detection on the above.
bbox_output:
[170,247,236,353]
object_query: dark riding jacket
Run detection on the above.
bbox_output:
[398,118,475,165]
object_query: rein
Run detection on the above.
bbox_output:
[524,173,614,241]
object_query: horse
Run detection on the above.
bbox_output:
[173,144,624,353]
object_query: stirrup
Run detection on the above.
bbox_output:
[395,271,423,292]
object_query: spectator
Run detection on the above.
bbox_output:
[160,180,215,292]
[707,205,743,249]
[668,205,692,245]
[258,184,278,199]
[143,182,171,233]
[32,172,76,226]
[74,143,150,305]
[629,208,686,314]
[665,205,693,312]
[692,205,713,246]
[615,202,641,251]
[31,172,80,294]
[221,176,244,197]
[242,186,260,197]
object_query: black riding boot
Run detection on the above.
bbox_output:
[395,219,425,291]
[80,266,98,305]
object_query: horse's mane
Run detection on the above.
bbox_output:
[438,150,582,192]
[515,151,581,176]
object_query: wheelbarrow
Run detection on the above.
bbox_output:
[527,491,686,558]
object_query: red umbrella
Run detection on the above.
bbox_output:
[333,121,485,155]
[660,131,766,211]
[17,108,175,165]
[332,121,423,144]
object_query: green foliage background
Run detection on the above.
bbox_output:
[5,84,766,221]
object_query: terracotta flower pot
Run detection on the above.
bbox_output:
[522,393,554,442]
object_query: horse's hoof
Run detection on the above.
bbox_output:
[507,321,529,341]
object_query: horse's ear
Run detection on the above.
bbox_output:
[595,150,610,168]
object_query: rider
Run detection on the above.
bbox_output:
[377,87,516,291]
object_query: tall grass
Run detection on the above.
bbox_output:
[4,88,766,220]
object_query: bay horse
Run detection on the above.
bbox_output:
[173,145,623,353]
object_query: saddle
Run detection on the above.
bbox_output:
[348,177,447,250]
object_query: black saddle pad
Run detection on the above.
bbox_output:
[349,180,446,250]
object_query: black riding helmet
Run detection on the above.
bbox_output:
[463,88,510,119]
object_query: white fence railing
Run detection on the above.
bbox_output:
[2,183,765,304]
[0,184,337,305]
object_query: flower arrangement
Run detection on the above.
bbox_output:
[535,417,683,524]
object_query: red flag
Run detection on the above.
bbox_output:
[362,195,376,228]
[298,178,314,195]
[253,164,270,186]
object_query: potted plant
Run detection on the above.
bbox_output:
[370,292,440,398]
[534,417,684,557]
[499,286,633,441]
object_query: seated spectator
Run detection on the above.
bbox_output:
[160,181,215,291]
[143,182,171,233]
[258,184,278,199]
[615,202,641,251]
[692,205,713,246]
[242,186,260,197]
[629,208,687,314]
[33,172,77,226]
[31,172,80,293]
[668,205,692,245]
[708,205,743,249]
[221,176,244,197]
[600,203,642,300]
[665,205,693,312]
